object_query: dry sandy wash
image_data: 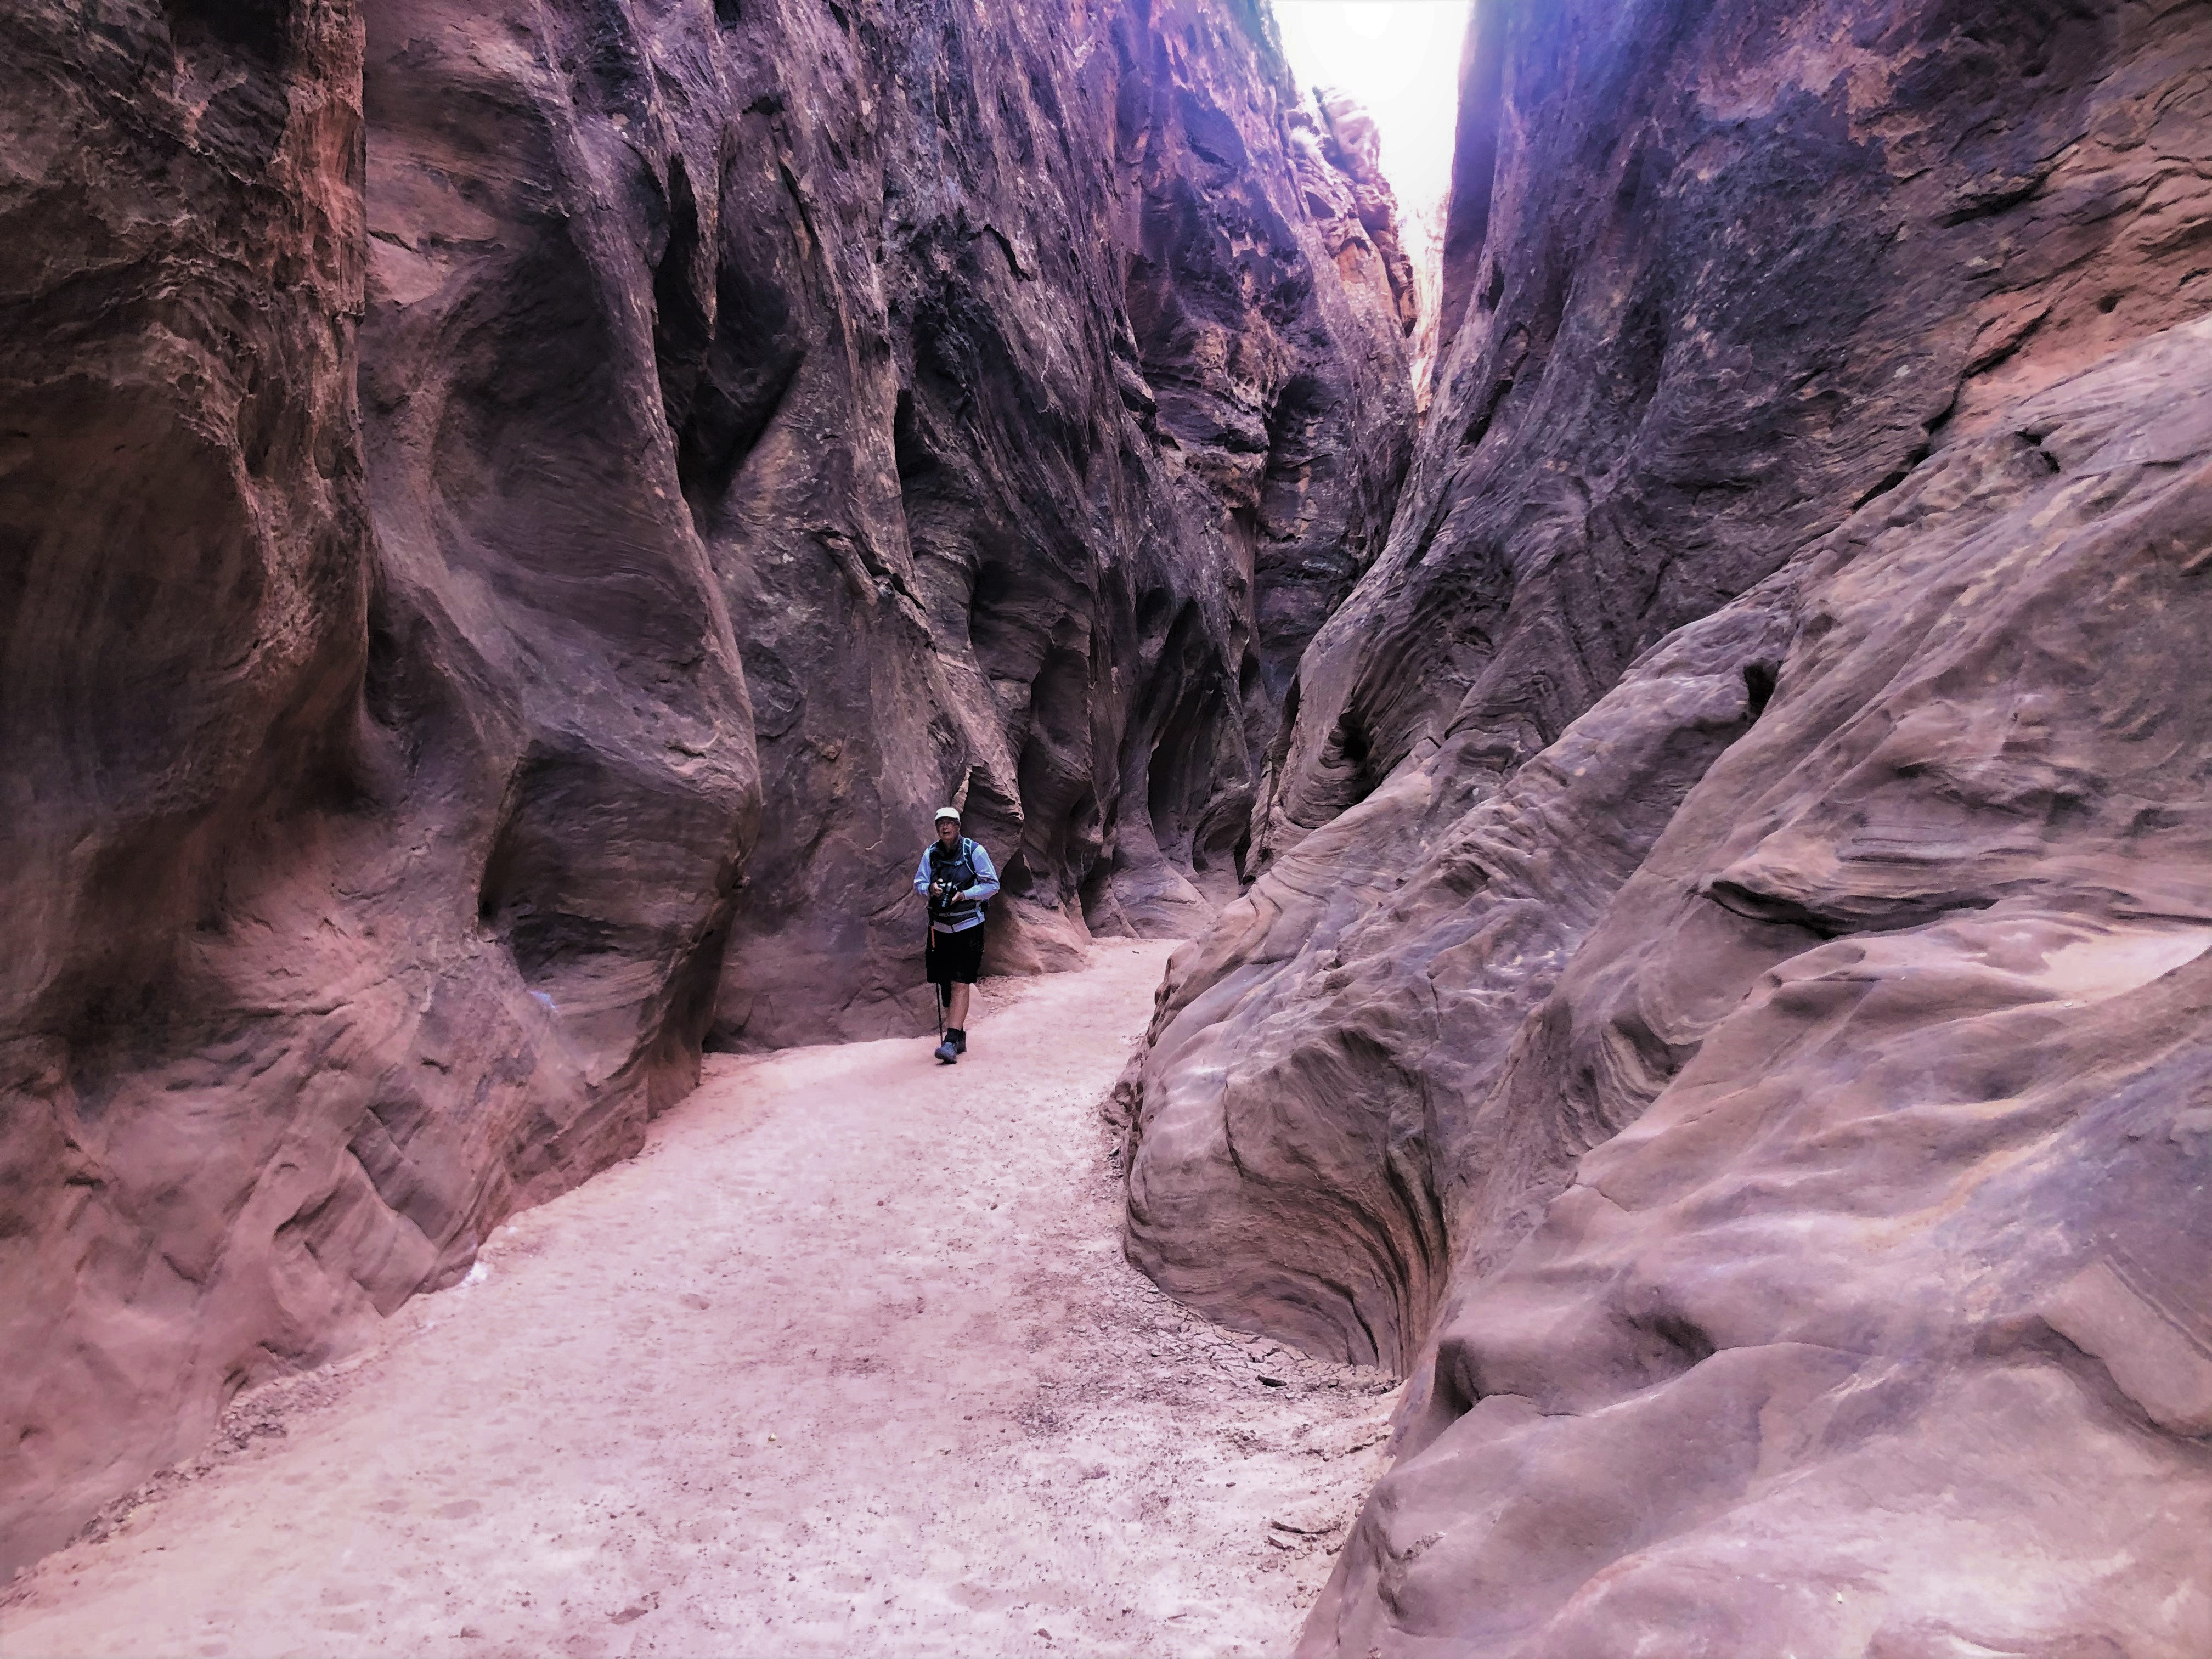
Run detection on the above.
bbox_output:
[2,942,1398,1658]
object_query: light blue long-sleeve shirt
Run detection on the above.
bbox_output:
[913,837,1000,933]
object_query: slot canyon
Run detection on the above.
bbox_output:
[4,0,2212,1653]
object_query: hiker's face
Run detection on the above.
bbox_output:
[936,819,960,845]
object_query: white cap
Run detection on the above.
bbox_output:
[933,805,962,822]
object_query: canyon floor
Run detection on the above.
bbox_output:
[2,940,1400,1659]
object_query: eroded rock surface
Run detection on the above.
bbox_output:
[1122,0,2212,1651]
[0,0,1409,1574]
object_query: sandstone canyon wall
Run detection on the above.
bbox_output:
[1121,0,2212,1652]
[0,0,1411,1573]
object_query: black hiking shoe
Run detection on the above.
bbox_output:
[950,1028,967,1055]
[934,1035,959,1064]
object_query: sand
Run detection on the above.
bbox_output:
[2,941,1400,1658]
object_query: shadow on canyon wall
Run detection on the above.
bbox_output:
[0,0,1411,1573]
[1120,0,2212,1652]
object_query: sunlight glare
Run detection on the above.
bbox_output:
[1272,0,1472,275]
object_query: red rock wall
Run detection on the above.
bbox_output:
[0,0,1410,1575]
[1123,0,2212,1651]
[648,0,1415,1035]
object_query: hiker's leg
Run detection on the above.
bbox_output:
[947,981,972,1028]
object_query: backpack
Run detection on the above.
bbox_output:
[927,837,989,924]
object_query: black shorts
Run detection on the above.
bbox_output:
[925,923,986,985]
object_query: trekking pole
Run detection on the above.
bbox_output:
[927,922,945,1040]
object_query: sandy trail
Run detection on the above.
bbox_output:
[4,942,1398,1659]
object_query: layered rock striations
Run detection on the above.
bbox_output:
[0,0,1410,1573]
[669,0,1415,1022]
[1122,0,2212,1651]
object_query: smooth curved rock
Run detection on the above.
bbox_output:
[1123,0,2212,1650]
[1313,314,2212,1657]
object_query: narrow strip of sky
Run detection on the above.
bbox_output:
[1271,0,1472,232]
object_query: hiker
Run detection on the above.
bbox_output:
[914,806,999,1064]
